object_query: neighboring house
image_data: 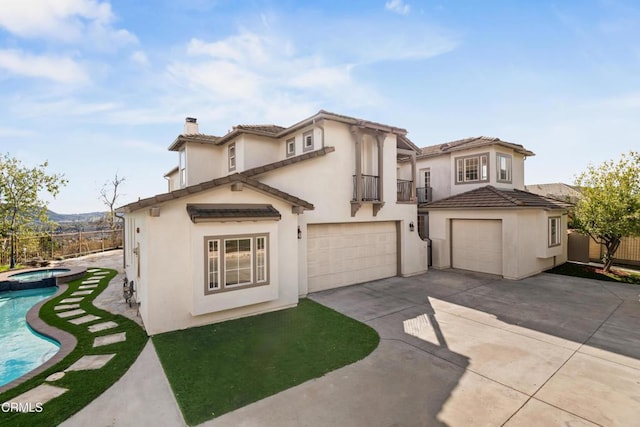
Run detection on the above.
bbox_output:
[414,136,571,280]
[118,111,428,335]
[525,183,582,204]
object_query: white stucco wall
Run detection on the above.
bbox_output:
[186,142,220,186]
[124,185,299,335]
[428,208,567,280]
[416,155,451,201]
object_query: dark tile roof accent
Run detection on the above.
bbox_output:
[242,146,335,178]
[169,110,417,151]
[168,134,221,151]
[186,204,281,223]
[423,186,572,210]
[117,173,314,213]
[419,136,535,158]
[234,124,286,135]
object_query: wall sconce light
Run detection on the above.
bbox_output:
[298,226,302,240]
[409,221,415,232]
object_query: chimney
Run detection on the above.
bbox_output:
[184,117,199,135]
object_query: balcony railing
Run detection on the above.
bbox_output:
[416,187,433,204]
[352,174,379,201]
[397,179,413,202]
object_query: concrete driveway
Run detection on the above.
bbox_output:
[207,269,640,427]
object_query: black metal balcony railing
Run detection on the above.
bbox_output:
[416,187,433,204]
[352,174,380,201]
[397,179,413,202]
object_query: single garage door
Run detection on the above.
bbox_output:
[451,219,502,276]
[307,222,397,292]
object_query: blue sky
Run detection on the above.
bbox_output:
[1,0,639,213]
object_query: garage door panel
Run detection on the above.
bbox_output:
[308,222,397,293]
[452,220,502,276]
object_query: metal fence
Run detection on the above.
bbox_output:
[0,229,123,265]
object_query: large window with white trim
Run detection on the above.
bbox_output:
[228,142,236,171]
[455,153,488,184]
[179,149,186,188]
[205,234,269,294]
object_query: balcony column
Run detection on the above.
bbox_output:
[351,127,363,202]
[410,151,417,202]
[375,131,386,202]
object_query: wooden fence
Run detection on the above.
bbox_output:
[0,229,123,265]
[568,231,640,267]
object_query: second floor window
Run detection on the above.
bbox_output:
[179,149,186,188]
[303,130,314,152]
[456,154,488,184]
[424,169,431,188]
[286,138,295,157]
[497,153,512,183]
[228,143,236,171]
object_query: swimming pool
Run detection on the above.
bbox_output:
[0,287,60,387]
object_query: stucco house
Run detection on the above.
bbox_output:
[118,111,428,335]
[412,136,571,279]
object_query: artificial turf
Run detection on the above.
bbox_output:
[0,269,148,426]
[153,298,379,426]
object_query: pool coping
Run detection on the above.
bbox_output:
[0,284,78,394]
[0,266,86,287]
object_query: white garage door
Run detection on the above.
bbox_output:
[451,219,502,276]
[307,222,397,293]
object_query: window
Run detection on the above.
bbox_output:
[497,154,512,183]
[179,149,186,188]
[205,234,269,294]
[303,130,314,152]
[424,169,431,188]
[228,143,236,171]
[286,138,295,157]
[455,153,488,184]
[548,217,561,247]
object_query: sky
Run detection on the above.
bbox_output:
[0,0,639,213]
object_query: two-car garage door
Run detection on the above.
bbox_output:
[307,222,397,293]
[451,219,502,276]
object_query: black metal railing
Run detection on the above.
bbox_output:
[397,179,413,202]
[352,174,380,201]
[416,187,433,204]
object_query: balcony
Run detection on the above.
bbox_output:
[352,174,380,201]
[397,179,413,202]
[416,187,433,204]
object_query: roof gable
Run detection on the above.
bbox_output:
[419,136,535,159]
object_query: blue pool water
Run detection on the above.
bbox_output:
[0,287,60,387]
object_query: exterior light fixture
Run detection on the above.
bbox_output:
[298,226,302,239]
[409,221,415,232]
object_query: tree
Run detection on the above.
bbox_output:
[99,173,125,230]
[573,151,640,272]
[0,153,67,268]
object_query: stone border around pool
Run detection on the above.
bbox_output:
[0,284,78,394]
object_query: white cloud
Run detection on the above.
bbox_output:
[0,0,136,47]
[130,50,149,66]
[385,0,411,15]
[0,49,90,84]
[10,97,119,117]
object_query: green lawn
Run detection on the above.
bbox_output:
[0,269,148,426]
[547,262,640,285]
[153,298,379,426]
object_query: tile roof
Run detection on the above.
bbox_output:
[418,136,535,158]
[186,204,281,223]
[168,134,221,151]
[242,146,335,178]
[423,186,572,210]
[233,124,286,135]
[117,173,314,213]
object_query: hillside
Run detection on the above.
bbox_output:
[47,210,107,223]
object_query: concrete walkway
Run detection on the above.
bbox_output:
[206,270,640,427]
